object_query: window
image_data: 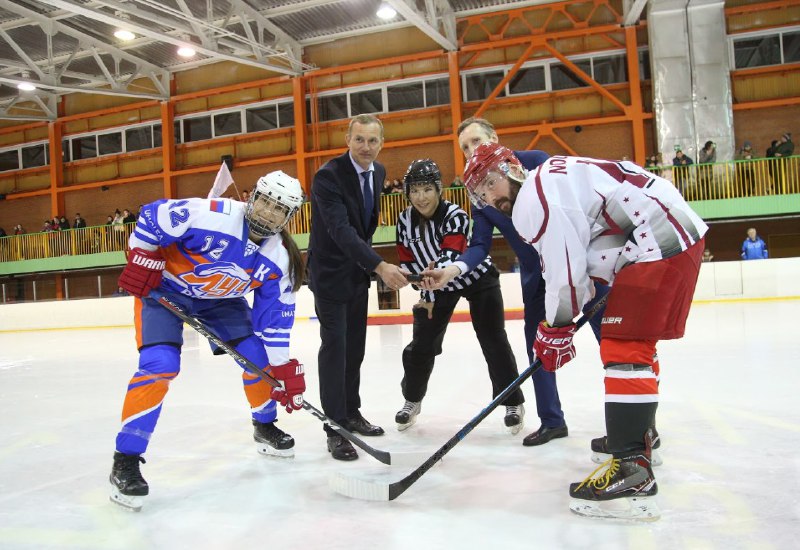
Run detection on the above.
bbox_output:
[183,116,212,142]
[98,132,122,156]
[509,66,546,95]
[213,112,242,137]
[783,31,800,63]
[733,35,781,69]
[464,70,505,101]
[318,94,348,122]
[21,144,46,168]
[388,82,424,111]
[0,150,19,172]
[551,60,591,90]
[126,127,153,152]
[350,90,383,115]
[277,102,294,127]
[593,55,627,85]
[425,78,449,106]
[246,105,278,132]
[639,50,651,80]
[71,136,97,160]
[62,140,69,162]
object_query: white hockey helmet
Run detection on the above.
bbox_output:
[245,170,304,238]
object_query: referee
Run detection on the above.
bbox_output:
[393,159,525,433]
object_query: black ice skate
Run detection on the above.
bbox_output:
[590,426,662,467]
[253,420,295,458]
[395,400,421,431]
[504,404,525,435]
[570,429,660,521]
[109,451,149,512]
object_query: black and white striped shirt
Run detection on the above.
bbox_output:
[396,200,492,302]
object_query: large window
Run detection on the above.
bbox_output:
[425,78,450,106]
[21,144,47,169]
[551,60,592,90]
[783,31,800,63]
[350,89,383,115]
[388,82,424,111]
[213,112,242,137]
[734,35,781,69]
[277,103,294,127]
[246,105,278,132]
[509,66,546,95]
[126,127,153,152]
[465,70,506,102]
[593,55,627,85]
[0,150,18,171]
[71,136,97,160]
[318,94,348,122]
[98,132,122,156]
[182,116,212,142]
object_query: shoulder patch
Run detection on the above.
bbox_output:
[209,199,231,215]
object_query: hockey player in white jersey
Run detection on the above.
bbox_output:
[109,171,307,511]
[463,143,708,521]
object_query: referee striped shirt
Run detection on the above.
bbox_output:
[396,200,492,302]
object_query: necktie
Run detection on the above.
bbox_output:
[361,170,373,228]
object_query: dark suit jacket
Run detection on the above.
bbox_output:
[308,151,385,301]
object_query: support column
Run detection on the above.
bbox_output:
[160,101,177,198]
[625,26,646,165]
[47,121,64,218]
[448,51,464,176]
[293,77,309,194]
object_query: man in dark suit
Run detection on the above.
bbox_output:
[308,114,410,461]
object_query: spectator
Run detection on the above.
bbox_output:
[672,149,694,196]
[697,141,716,192]
[698,141,716,164]
[0,226,6,237]
[765,139,779,193]
[105,215,114,225]
[13,224,25,235]
[59,216,70,230]
[74,213,87,229]
[644,155,660,175]
[382,178,395,195]
[735,141,756,196]
[702,249,714,262]
[451,176,463,188]
[42,219,54,232]
[122,209,137,224]
[112,209,124,225]
[51,216,62,231]
[241,190,250,203]
[774,132,794,158]
[741,227,768,260]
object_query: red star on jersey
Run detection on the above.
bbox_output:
[640,232,647,238]
[625,246,632,252]
[623,197,630,202]
[634,211,640,217]
[601,255,607,260]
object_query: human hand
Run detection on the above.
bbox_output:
[533,322,577,372]
[419,263,461,291]
[375,262,411,290]
[269,359,305,413]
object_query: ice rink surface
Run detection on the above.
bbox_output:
[1,298,799,550]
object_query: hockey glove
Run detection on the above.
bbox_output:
[118,248,166,298]
[533,321,577,372]
[269,359,305,413]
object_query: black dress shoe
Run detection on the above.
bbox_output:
[345,412,385,436]
[327,435,358,461]
[522,424,568,447]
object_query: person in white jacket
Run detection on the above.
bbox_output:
[462,142,708,522]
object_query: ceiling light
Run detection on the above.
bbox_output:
[114,29,136,41]
[376,2,396,20]
[17,72,35,91]
[177,44,196,58]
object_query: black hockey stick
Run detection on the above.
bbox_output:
[156,294,399,465]
[330,293,609,501]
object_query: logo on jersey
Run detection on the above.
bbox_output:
[244,242,259,257]
[602,316,624,325]
[181,261,251,297]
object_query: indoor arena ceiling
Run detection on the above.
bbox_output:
[0,0,648,120]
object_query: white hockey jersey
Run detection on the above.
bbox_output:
[129,197,296,363]
[512,155,708,326]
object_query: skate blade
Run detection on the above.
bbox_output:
[591,450,662,467]
[110,488,144,512]
[569,496,660,522]
[505,421,524,435]
[396,418,417,432]
[256,443,295,458]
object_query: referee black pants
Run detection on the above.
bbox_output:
[401,269,525,406]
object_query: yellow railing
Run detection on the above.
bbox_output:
[0,224,134,262]
[658,155,800,201]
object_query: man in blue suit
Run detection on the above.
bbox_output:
[308,114,410,461]
[423,117,606,446]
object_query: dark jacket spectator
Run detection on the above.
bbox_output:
[59,216,70,230]
[74,214,87,229]
[0,226,6,237]
[774,133,794,157]
[698,141,716,164]
[122,209,137,224]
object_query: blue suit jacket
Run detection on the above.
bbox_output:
[307,151,385,301]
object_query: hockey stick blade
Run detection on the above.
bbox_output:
[155,293,398,465]
[330,294,609,501]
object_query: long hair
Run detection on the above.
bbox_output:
[279,228,306,292]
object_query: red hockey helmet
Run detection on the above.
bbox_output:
[463,142,524,208]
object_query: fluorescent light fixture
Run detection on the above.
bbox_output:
[114,29,136,41]
[177,45,196,58]
[17,81,36,91]
[376,2,396,20]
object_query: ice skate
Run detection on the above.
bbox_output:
[395,400,421,431]
[253,420,295,458]
[109,451,148,512]
[570,428,660,521]
[590,427,662,467]
[504,404,525,435]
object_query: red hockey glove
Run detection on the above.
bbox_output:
[269,359,305,413]
[533,321,577,372]
[118,248,166,298]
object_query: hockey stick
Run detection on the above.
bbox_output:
[330,293,609,501]
[155,294,400,465]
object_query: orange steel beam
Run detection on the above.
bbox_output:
[474,41,538,119]
[542,42,629,113]
[306,50,445,78]
[731,62,800,77]
[725,0,799,16]
[57,99,159,124]
[538,126,578,156]
[293,77,309,193]
[449,51,465,174]
[625,26,646,165]
[0,121,47,135]
[460,24,625,53]
[160,100,177,199]
[48,121,64,217]
[733,95,800,110]
[170,75,291,102]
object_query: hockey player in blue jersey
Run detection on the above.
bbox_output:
[109,171,307,511]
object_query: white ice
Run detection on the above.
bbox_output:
[1,299,799,550]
